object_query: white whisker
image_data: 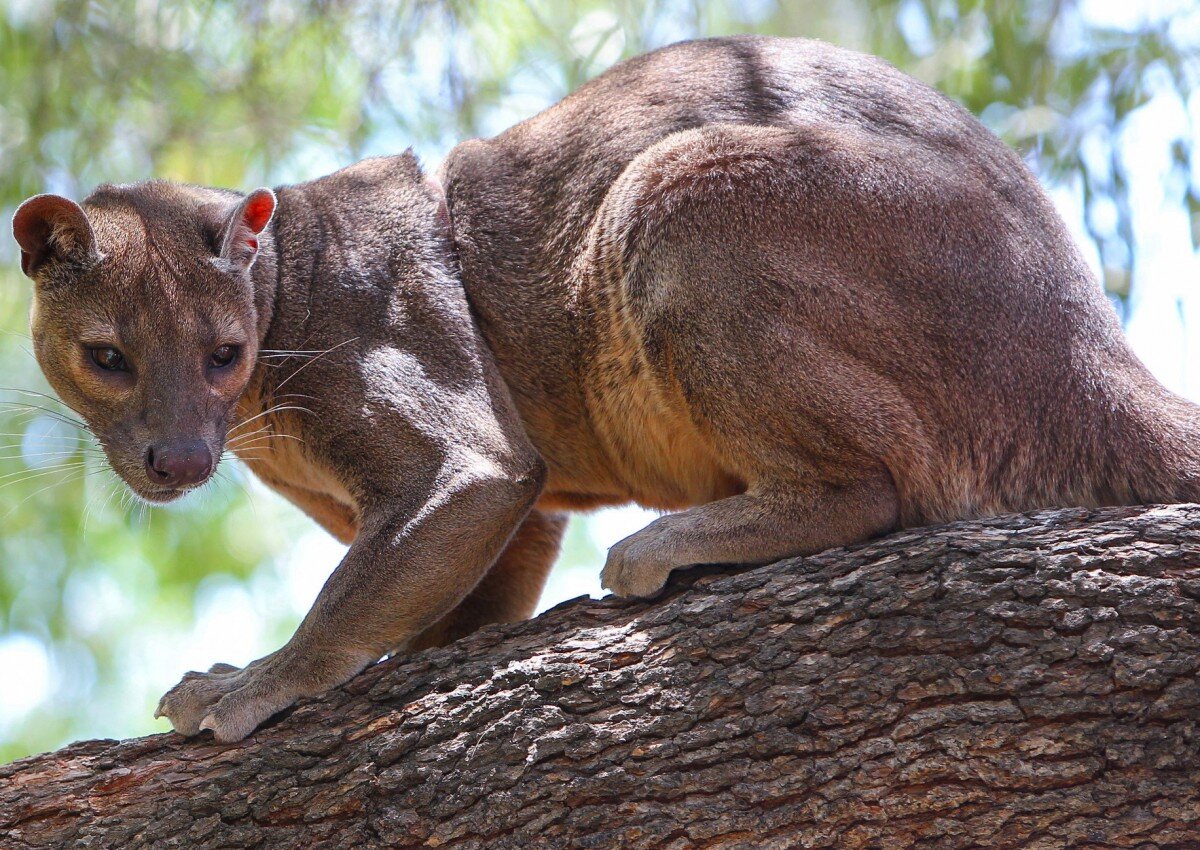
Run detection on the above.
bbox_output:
[273,336,359,394]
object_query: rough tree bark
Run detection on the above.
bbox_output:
[3,504,1200,849]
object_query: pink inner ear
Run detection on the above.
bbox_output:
[242,193,275,235]
[13,195,76,254]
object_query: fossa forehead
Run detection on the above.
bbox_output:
[67,294,247,346]
[49,252,245,341]
[87,205,149,256]
[86,206,212,263]
[84,183,225,256]
[80,213,218,295]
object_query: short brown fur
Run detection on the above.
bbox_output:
[12,37,1200,740]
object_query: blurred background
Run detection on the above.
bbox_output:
[0,0,1198,762]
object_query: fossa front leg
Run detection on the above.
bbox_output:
[156,457,543,741]
[410,508,566,650]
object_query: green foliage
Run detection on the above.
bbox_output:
[0,0,1195,761]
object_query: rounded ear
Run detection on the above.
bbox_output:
[12,194,99,279]
[218,188,276,272]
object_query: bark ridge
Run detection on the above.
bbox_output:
[3,504,1200,849]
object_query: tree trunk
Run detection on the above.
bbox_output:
[3,504,1200,849]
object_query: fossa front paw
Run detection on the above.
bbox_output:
[155,657,297,743]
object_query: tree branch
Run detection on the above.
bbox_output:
[4,504,1200,848]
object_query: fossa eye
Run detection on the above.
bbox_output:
[89,347,127,372]
[210,345,239,369]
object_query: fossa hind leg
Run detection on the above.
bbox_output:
[409,509,566,649]
[596,124,914,596]
[601,475,897,597]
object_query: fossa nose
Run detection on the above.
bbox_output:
[145,440,213,488]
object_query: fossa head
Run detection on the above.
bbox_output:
[11,181,275,502]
